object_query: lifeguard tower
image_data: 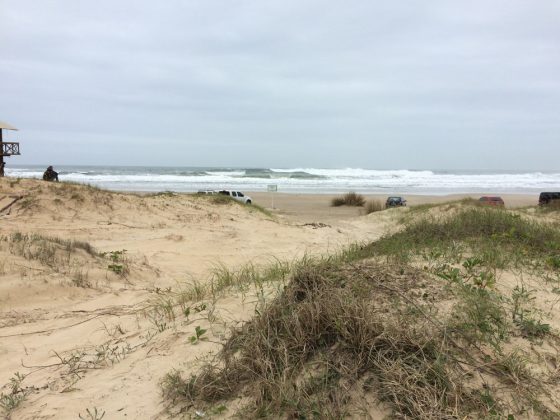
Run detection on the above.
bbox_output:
[0,121,20,177]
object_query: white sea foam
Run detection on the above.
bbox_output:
[5,166,560,194]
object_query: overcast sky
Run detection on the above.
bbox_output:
[1,1,559,169]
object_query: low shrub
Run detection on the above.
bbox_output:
[331,192,365,207]
[162,259,537,418]
[369,207,560,265]
[363,199,384,214]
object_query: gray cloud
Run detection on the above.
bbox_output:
[1,0,559,169]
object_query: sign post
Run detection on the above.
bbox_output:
[267,184,277,209]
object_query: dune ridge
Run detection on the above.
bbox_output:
[0,178,388,419]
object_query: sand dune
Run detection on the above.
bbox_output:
[0,180,395,419]
[1,180,556,419]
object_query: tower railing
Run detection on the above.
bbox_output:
[1,142,20,156]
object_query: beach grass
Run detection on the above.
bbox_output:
[3,178,557,417]
[538,200,560,213]
[363,199,384,214]
[3,232,98,264]
[0,231,133,289]
[331,192,366,207]
[369,207,560,268]
[162,204,560,418]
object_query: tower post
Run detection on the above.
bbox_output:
[0,121,21,177]
[0,129,4,177]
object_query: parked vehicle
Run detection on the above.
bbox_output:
[218,190,252,204]
[197,190,217,195]
[478,196,505,207]
[538,192,560,206]
[385,196,406,208]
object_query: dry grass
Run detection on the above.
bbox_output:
[539,200,560,213]
[163,258,558,418]
[163,261,463,418]
[3,232,98,267]
[331,192,366,207]
[363,199,384,214]
[0,232,107,288]
[163,205,560,418]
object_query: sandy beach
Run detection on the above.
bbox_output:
[248,192,538,223]
[0,178,557,419]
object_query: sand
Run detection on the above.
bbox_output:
[249,192,538,223]
[0,180,541,418]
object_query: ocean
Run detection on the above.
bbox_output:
[5,165,560,195]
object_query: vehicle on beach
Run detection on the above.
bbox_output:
[539,192,560,206]
[478,196,505,207]
[218,190,252,204]
[197,190,217,195]
[385,196,406,208]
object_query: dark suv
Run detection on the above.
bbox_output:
[385,196,407,208]
[539,192,560,206]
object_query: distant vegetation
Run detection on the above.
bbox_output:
[539,200,560,213]
[331,192,366,207]
[363,199,384,214]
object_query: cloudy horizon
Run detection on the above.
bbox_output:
[1,1,559,170]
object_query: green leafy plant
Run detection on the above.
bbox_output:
[510,285,550,338]
[193,303,207,313]
[435,259,507,348]
[107,263,124,274]
[518,318,550,338]
[0,372,28,413]
[546,255,560,269]
[435,264,461,283]
[107,250,126,262]
[436,258,496,290]
[102,249,129,276]
[511,285,534,323]
[189,326,207,344]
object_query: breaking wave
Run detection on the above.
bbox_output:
[5,166,560,194]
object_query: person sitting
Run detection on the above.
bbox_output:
[43,166,59,182]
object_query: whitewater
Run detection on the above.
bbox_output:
[5,166,560,194]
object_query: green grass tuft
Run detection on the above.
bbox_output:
[369,207,560,267]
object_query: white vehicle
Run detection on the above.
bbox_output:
[218,190,252,204]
